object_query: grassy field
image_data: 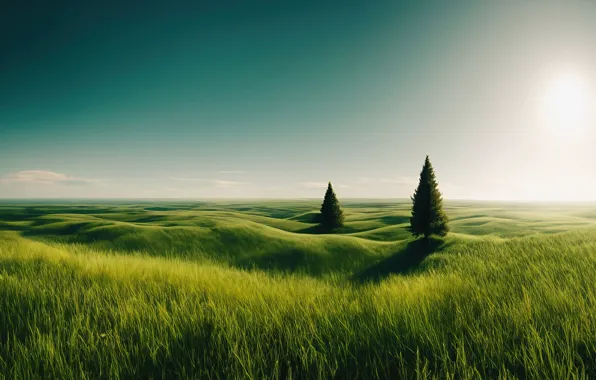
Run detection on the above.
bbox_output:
[2,200,596,378]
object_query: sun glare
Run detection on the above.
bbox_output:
[543,73,591,132]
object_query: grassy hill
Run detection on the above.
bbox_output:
[2,200,596,378]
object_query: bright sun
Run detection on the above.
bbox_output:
[543,73,591,132]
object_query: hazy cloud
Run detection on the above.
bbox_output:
[299,182,349,190]
[169,177,249,188]
[212,179,249,188]
[301,177,414,190]
[0,170,98,186]
[169,176,207,182]
[300,182,328,188]
[350,176,417,187]
[217,170,247,174]
[380,176,418,186]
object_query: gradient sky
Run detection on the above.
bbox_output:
[1,1,596,200]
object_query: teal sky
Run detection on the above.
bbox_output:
[2,1,596,200]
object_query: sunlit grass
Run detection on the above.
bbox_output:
[2,225,596,378]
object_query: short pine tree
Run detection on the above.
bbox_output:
[409,156,449,239]
[319,182,344,230]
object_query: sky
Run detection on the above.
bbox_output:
[1,0,596,200]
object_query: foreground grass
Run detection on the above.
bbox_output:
[2,230,596,379]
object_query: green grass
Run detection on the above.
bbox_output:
[1,200,596,378]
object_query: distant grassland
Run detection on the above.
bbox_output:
[2,200,596,379]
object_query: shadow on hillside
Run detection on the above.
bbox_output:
[144,206,179,211]
[130,215,170,224]
[237,249,316,274]
[378,215,410,225]
[0,222,27,232]
[21,222,94,238]
[296,224,329,234]
[0,210,44,222]
[296,224,356,235]
[354,238,448,284]
[289,212,320,223]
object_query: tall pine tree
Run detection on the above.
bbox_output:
[319,182,344,230]
[409,156,449,239]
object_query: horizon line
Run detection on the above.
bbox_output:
[0,197,595,203]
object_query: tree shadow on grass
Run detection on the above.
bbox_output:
[354,237,450,284]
